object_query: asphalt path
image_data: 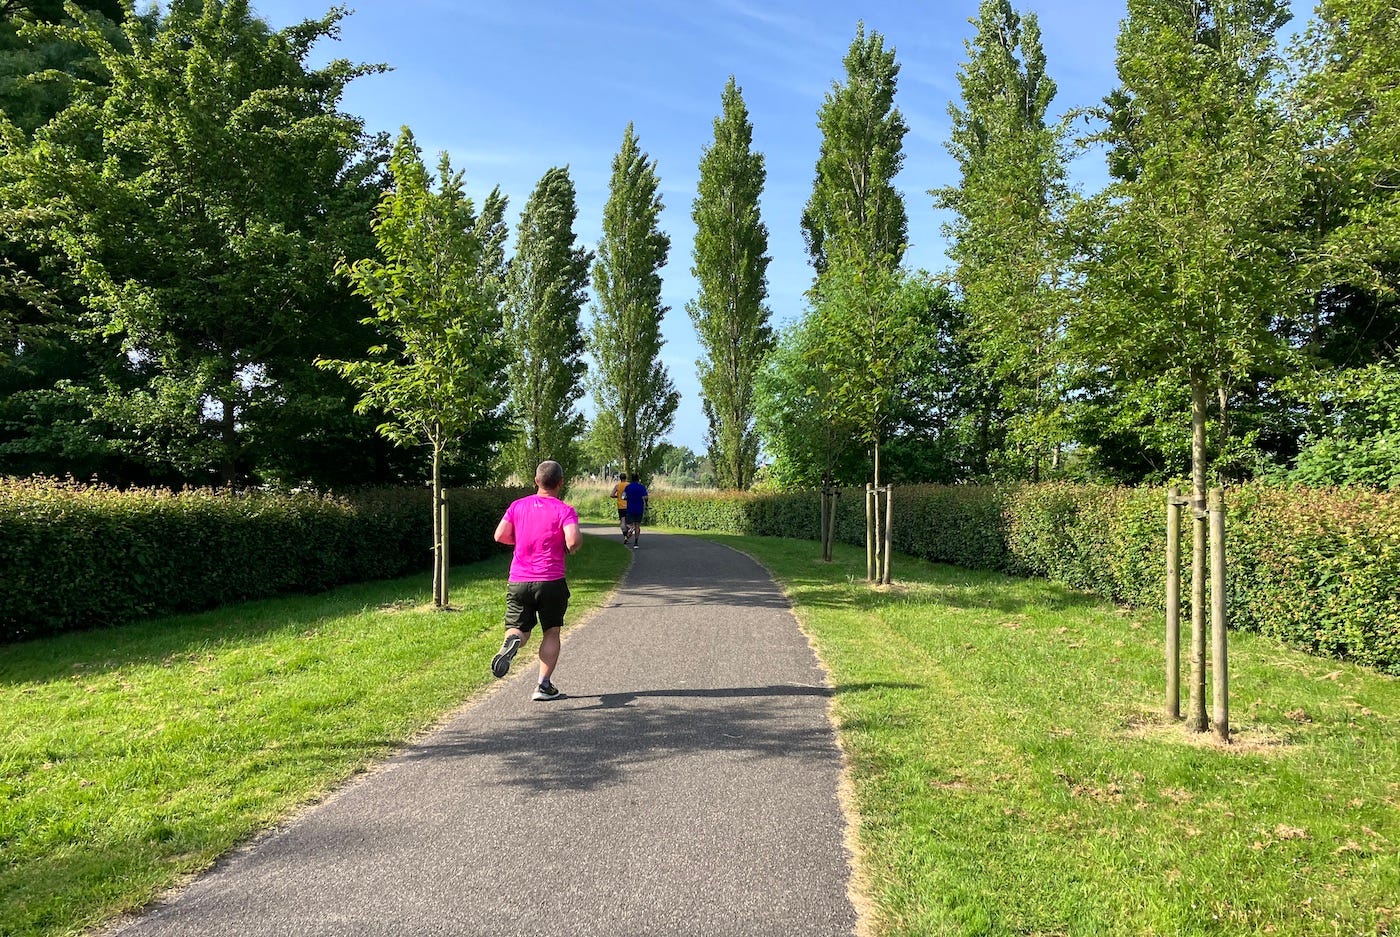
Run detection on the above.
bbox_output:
[107,526,858,937]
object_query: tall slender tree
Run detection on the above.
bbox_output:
[502,166,591,483]
[801,21,908,278]
[587,123,677,476]
[935,0,1070,481]
[800,22,910,493]
[688,76,772,491]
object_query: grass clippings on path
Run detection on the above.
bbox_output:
[694,532,1399,937]
[0,536,630,937]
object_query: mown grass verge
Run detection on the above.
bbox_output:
[0,535,629,937]
[689,531,1399,937]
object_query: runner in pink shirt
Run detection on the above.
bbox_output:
[490,460,582,701]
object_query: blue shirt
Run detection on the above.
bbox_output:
[623,482,648,517]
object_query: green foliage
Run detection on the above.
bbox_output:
[795,23,915,488]
[752,317,863,488]
[501,166,591,484]
[1075,0,1304,492]
[0,0,125,137]
[324,127,508,457]
[8,0,386,486]
[586,123,677,476]
[688,77,772,491]
[1288,362,1400,489]
[801,21,908,276]
[811,265,944,465]
[0,477,524,642]
[935,0,1071,481]
[1292,0,1400,299]
[650,482,1400,674]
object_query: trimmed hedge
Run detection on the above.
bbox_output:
[649,483,1400,675]
[0,479,525,642]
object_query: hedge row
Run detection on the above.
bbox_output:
[649,483,1400,675]
[0,479,525,642]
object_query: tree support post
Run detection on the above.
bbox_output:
[882,484,894,585]
[820,486,831,563]
[1210,488,1229,742]
[440,495,450,609]
[866,483,875,582]
[1166,486,1184,720]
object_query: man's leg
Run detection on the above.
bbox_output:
[538,626,561,684]
[494,582,535,678]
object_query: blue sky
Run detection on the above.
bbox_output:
[248,0,1312,453]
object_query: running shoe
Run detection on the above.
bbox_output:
[532,681,562,701]
[491,634,521,678]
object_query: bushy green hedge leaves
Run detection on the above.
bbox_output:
[650,483,1400,674]
[0,480,524,642]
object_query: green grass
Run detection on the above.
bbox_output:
[0,535,630,937]
[689,532,1400,937]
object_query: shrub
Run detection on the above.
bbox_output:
[649,481,1400,675]
[0,479,524,642]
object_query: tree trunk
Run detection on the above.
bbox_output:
[1187,375,1209,733]
[872,441,882,585]
[220,395,239,487]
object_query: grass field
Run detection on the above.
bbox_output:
[0,536,630,937]
[689,532,1400,937]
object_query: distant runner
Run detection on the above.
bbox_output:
[622,472,649,549]
[610,472,628,536]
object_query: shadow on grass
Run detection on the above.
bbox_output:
[683,531,1111,617]
[774,569,1108,617]
[402,681,919,794]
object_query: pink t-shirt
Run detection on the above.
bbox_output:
[503,494,579,582]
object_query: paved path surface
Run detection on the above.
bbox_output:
[109,527,858,937]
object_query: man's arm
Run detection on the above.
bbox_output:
[564,522,582,554]
[494,518,515,545]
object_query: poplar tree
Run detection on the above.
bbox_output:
[688,77,772,491]
[800,22,910,493]
[801,21,908,277]
[502,166,591,483]
[587,123,677,476]
[935,0,1069,481]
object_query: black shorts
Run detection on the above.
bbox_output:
[625,513,643,526]
[504,578,570,632]
[617,507,627,521]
